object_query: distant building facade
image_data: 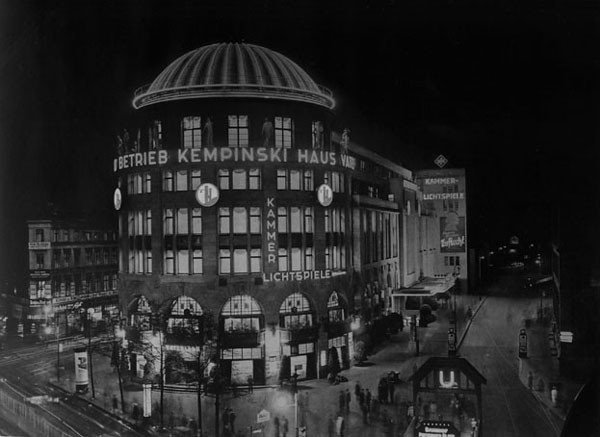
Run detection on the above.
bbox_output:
[26,220,119,338]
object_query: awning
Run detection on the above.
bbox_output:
[391,276,456,297]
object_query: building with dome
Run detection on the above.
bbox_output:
[114,43,454,385]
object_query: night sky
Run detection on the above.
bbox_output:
[1,0,598,286]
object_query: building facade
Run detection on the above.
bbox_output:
[26,220,119,339]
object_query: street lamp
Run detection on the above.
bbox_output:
[86,307,95,398]
[113,323,126,413]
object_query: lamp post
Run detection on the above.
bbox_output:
[87,307,95,398]
[114,324,126,413]
[56,312,60,381]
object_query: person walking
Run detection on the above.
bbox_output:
[388,379,395,404]
[365,389,372,412]
[273,416,280,437]
[282,416,289,437]
[222,408,231,434]
[229,409,237,434]
[354,381,361,402]
[361,401,369,424]
[358,388,365,410]
[131,403,140,424]
[335,414,345,437]
[345,389,351,414]
[551,385,558,407]
[338,390,345,414]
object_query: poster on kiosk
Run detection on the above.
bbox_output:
[74,347,89,393]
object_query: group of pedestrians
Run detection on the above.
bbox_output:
[272,415,289,437]
[354,377,397,426]
[221,407,237,436]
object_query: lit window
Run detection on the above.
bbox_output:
[176,170,188,191]
[145,210,152,235]
[163,209,174,235]
[178,249,189,274]
[312,121,324,149]
[275,117,293,148]
[278,248,288,271]
[233,249,248,274]
[219,249,231,274]
[162,170,174,191]
[290,248,301,271]
[289,170,301,190]
[304,208,313,233]
[250,208,261,234]
[219,208,231,234]
[290,207,301,232]
[250,248,261,273]
[232,169,247,190]
[303,170,313,191]
[182,116,202,148]
[324,209,331,232]
[176,209,188,234]
[151,120,163,149]
[228,115,249,147]
[192,250,203,274]
[233,207,248,234]
[192,208,202,234]
[249,169,261,189]
[164,250,174,274]
[144,173,152,193]
[277,207,288,232]
[145,251,152,273]
[277,169,287,190]
[135,174,143,194]
[218,169,230,190]
[304,247,313,270]
[35,229,44,242]
[191,170,201,190]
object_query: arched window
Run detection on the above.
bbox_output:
[128,295,151,331]
[221,295,262,333]
[166,296,203,336]
[327,291,346,323]
[279,293,313,330]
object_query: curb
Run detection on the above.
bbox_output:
[457,296,488,350]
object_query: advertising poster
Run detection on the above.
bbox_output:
[290,355,307,379]
[231,360,254,385]
[74,347,89,392]
[440,212,466,253]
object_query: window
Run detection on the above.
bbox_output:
[304,247,313,270]
[151,120,163,149]
[192,208,202,234]
[289,170,301,190]
[249,169,260,189]
[250,208,261,234]
[145,210,152,235]
[182,116,202,148]
[176,209,188,234]
[145,251,152,273]
[233,249,248,274]
[233,208,248,234]
[228,115,249,147]
[219,249,231,274]
[35,229,44,242]
[303,170,313,191]
[277,169,287,190]
[290,207,302,232]
[192,250,203,274]
[176,170,188,191]
[304,207,314,233]
[324,209,331,232]
[178,249,189,274]
[163,209,174,235]
[191,170,201,190]
[163,170,174,191]
[290,247,301,271]
[279,293,313,329]
[277,207,288,232]
[312,121,324,149]
[218,169,230,190]
[278,248,288,271]
[219,208,231,234]
[144,173,152,193]
[164,250,174,274]
[250,248,261,273]
[36,253,44,269]
[232,169,247,190]
[275,116,293,148]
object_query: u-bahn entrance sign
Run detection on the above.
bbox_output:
[409,357,487,436]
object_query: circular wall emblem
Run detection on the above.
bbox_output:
[195,183,220,207]
[317,184,333,207]
[113,188,122,211]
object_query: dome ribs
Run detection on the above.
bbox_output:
[234,43,247,85]
[205,43,226,85]
[188,45,215,87]
[251,45,282,87]
[243,44,265,86]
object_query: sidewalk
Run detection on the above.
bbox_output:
[50,294,484,437]
[517,309,582,425]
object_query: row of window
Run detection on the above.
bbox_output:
[128,117,327,152]
[361,210,399,264]
[442,185,461,212]
[29,274,117,300]
[33,229,116,243]
[444,256,461,266]
[34,249,118,270]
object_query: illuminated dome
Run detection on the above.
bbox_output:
[133,43,335,110]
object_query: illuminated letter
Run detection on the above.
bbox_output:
[297,149,309,164]
[220,148,233,161]
[204,148,218,162]
[158,150,168,165]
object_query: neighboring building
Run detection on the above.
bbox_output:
[114,42,454,385]
[415,168,468,287]
[26,220,119,338]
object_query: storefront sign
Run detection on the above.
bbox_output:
[263,197,278,274]
[290,355,307,379]
[423,177,459,185]
[416,421,459,437]
[423,192,465,200]
[28,241,51,250]
[113,147,357,172]
[440,214,466,253]
[195,183,219,207]
[257,409,271,423]
[262,269,333,283]
[30,270,49,278]
[438,370,458,389]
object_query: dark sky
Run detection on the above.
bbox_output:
[1,0,598,285]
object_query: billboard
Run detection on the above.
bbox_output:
[440,213,466,253]
[74,347,89,393]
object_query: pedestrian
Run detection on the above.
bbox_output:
[248,375,254,393]
[229,409,237,434]
[222,408,230,432]
[406,401,415,424]
[358,388,365,409]
[335,414,345,437]
[131,403,140,423]
[389,381,395,404]
[112,394,118,413]
[345,389,351,414]
[381,378,388,404]
[527,371,534,390]
[282,416,289,437]
[365,389,372,411]
[273,416,280,437]
[327,415,335,437]
[354,381,361,400]
[551,385,558,407]
[361,401,369,424]
[169,411,175,429]
[537,377,546,393]
[339,390,345,414]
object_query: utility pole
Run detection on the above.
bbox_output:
[113,320,126,413]
[87,309,95,398]
[56,312,60,382]
[197,314,203,436]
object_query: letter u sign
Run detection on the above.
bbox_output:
[439,370,456,388]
